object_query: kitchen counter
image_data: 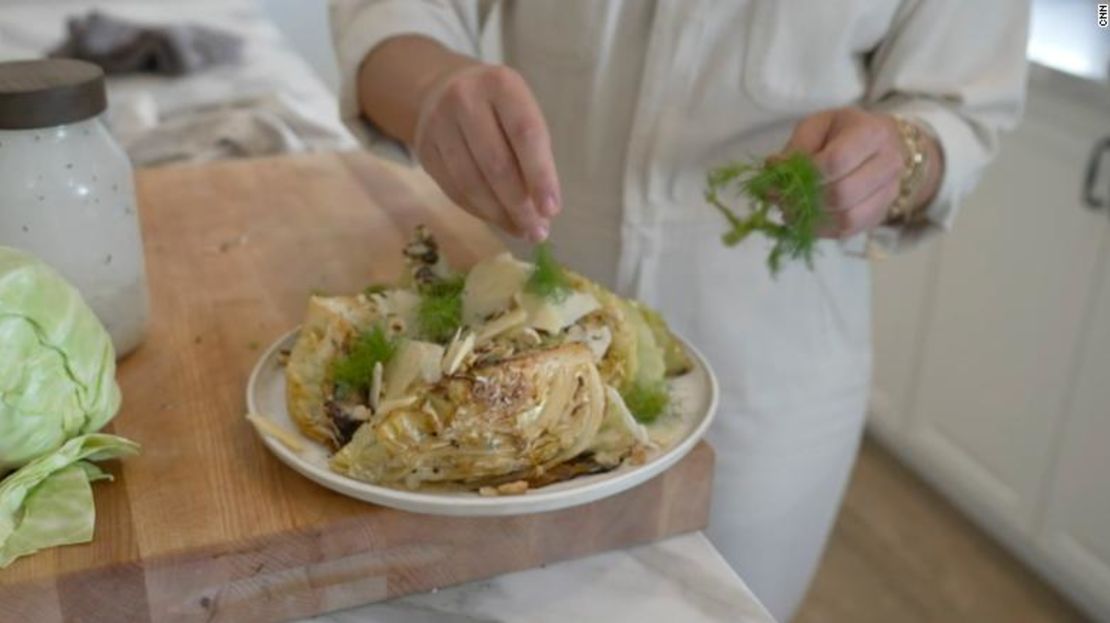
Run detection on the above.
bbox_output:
[0,152,720,623]
[307,533,775,623]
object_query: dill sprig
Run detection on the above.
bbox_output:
[525,242,570,301]
[332,325,397,396]
[416,274,466,343]
[621,380,669,424]
[704,152,825,275]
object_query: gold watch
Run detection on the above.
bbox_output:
[884,115,931,226]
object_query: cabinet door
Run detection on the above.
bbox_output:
[1039,227,1110,621]
[869,238,939,435]
[900,73,1110,532]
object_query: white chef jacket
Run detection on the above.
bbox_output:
[330,1,1029,618]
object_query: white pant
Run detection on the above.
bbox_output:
[706,401,867,621]
[510,203,873,622]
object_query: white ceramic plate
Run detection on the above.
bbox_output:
[246,328,718,516]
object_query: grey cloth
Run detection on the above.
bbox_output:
[110,92,348,166]
[50,11,242,76]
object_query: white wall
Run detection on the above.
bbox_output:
[259,0,339,93]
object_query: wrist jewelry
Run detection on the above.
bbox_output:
[885,115,930,226]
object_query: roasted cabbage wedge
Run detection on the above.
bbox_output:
[285,227,691,493]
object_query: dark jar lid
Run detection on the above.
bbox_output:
[0,59,107,130]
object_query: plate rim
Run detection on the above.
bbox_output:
[246,326,718,516]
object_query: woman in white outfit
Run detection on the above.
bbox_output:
[330,1,1029,618]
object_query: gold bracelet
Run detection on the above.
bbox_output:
[885,115,929,226]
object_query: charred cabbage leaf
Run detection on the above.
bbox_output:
[331,344,605,489]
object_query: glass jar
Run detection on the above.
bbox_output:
[0,59,148,357]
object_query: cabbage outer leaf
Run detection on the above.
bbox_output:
[0,433,139,567]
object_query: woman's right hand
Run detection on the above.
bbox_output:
[413,63,561,242]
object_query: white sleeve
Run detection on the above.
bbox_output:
[328,0,486,158]
[864,0,1030,251]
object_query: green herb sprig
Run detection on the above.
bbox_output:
[621,380,669,424]
[525,242,570,302]
[332,325,397,396]
[705,153,825,275]
[416,274,466,343]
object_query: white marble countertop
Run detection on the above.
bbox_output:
[302,532,774,623]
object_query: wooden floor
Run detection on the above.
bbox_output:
[795,437,1090,623]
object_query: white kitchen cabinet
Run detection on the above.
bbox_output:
[867,235,939,436]
[1040,228,1110,620]
[869,65,1110,621]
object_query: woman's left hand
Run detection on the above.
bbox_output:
[783,107,942,238]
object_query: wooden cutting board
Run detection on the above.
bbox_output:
[0,152,714,623]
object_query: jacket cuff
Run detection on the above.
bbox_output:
[869,98,987,252]
[334,2,472,160]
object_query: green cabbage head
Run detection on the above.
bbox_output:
[0,246,122,471]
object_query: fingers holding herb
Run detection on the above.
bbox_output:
[705,153,825,275]
[785,109,898,237]
[457,94,545,239]
[413,62,558,243]
[492,81,562,220]
[785,107,947,239]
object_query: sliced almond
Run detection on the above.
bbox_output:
[447,326,463,349]
[496,480,529,495]
[441,327,464,372]
[476,307,528,343]
[376,395,419,416]
[369,361,383,411]
[246,413,305,453]
[443,331,475,376]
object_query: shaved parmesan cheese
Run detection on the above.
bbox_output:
[522,294,560,334]
[521,291,600,334]
[476,308,528,343]
[384,339,446,400]
[418,347,444,383]
[246,413,306,453]
[383,289,421,315]
[462,252,531,324]
[378,289,421,335]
